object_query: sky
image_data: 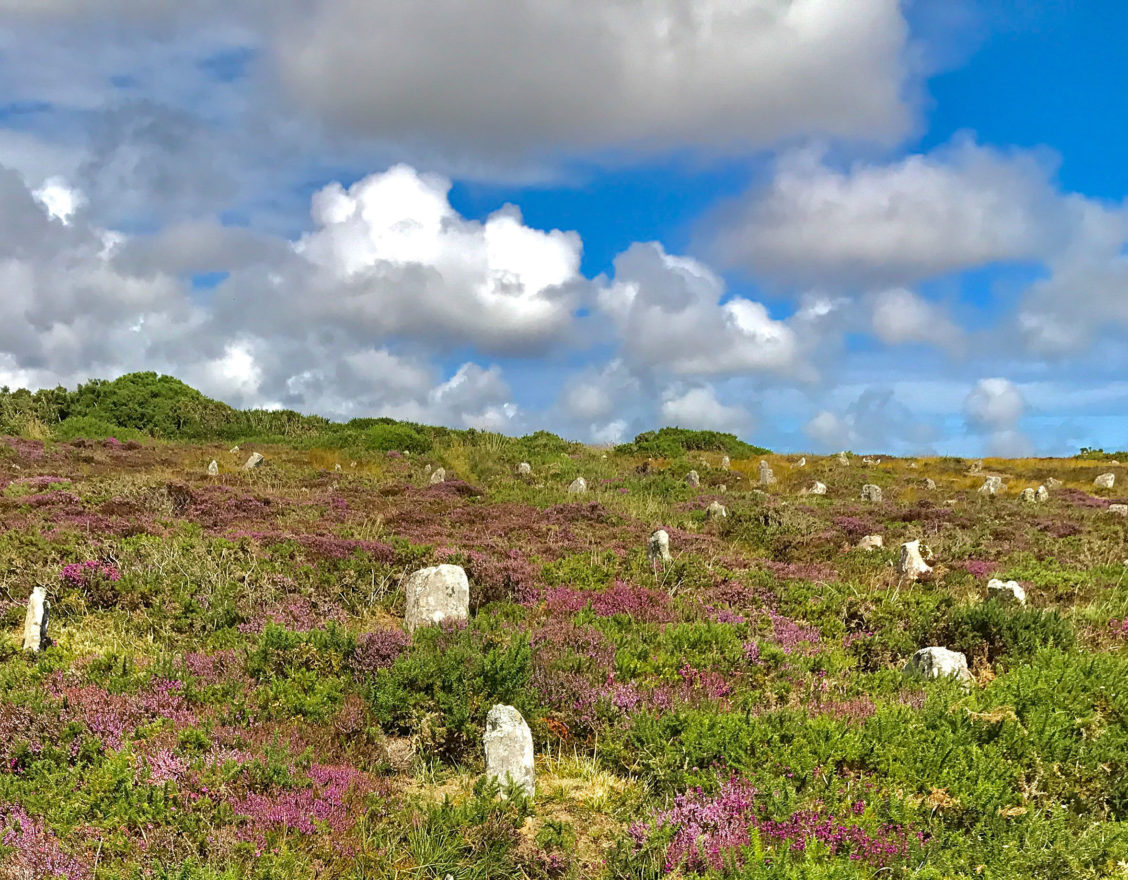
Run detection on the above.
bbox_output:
[0,0,1126,456]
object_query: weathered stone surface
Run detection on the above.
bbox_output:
[404,564,469,633]
[483,704,535,799]
[1095,473,1116,489]
[647,529,672,565]
[796,457,806,468]
[429,467,446,485]
[1110,504,1128,517]
[758,461,776,486]
[969,460,983,474]
[22,586,48,653]
[517,462,532,476]
[858,535,884,551]
[837,452,849,466]
[685,470,700,488]
[1020,488,1036,502]
[802,481,827,496]
[861,484,883,503]
[207,460,219,476]
[721,456,731,470]
[862,457,881,465]
[243,452,264,470]
[1035,485,1049,502]
[1045,477,1062,489]
[334,463,342,472]
[987,578,1026,606]
[718,484,727,494]
[923,478,937,490]
[568,477,587,494]
[899,539,932,579]
[229,445,240,454]
[978,476,1003,496]
[705,501,727,520]
[905,647,972,685]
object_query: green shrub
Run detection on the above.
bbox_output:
[616,427,768,459]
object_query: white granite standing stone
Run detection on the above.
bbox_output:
[796,457,806,468]
[22,586,48,653]
[802,481,827,496]
[837,452,849,466]
[1035,485,1049,502]
[1095,473,1116,489]
[1109,504,1128,517]
[685,470,700,488]
[404,564,470,633]
[987,578,1027,606]
[721,456,731,470]
[924,478,937,490]
[568,477,587,495]
[861,484,883,503]
[1045,478,1063,489]
[858,535,884,551]
[243,452,264,470]
[647,529,672,565]
[207,460,219,476]
[905,647,973,686]
[978,476,1003,496]
[705,501,727,520]
[429,467,446,485]
[483,704,535,799]
[899,539,932,579]
[1020,488,1036,503]
[758,461,776,486]
[969,460,983,475]
[517,462,532,476]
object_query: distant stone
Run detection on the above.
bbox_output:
[905,647,972,685]
[978,476,1003,496]
[987,578,1026,606]
[350,461,357,468]
[685,470,700,488]
[802,481,827,496]
[404,564,469,633]
[721,456,731,470]
[969,460,983,474]
[568,477,587,495]
[483,704,535,799]
[923,478,937,490]
[719,485,727,494]
[334,463,342,472]
[796,457,806,468]
[758,461,776,486]
[517,462,532,476]
[1045,477,1062,489]
[1095,473,1116,489]
[899,539,932,579]
[1110,504,1128,517]
[647,529,672,565]
[207,460,219,476]
[861,484,883,503]
[909,462,919,469]
[705,501,727,520]
[22,586,48,653]
[1035,485,1049,502]
[1019,488,1036,503]
[837,452,849,466]
[862,457,881,465]
[429,467,446,485]
[229,445,240,454]
[858,535,884,551]
[243,452,264,470]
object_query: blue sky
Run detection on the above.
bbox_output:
[0,0,1125,455]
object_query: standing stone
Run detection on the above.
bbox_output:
[905,647,973,686]
[647,529,672,565]
[978,476,1003,496]
[229,445,240,454]
[243,452,264,470]
[969,460,983,475]
[334,463,342,472]
[517,462,532,476]
[987,578,1027,606]
[796,457,806,468]
[861,484,883,503]
[483,704,535,799]
[1020,488,1036,503]
[718,484,727,494]
[837,452,849,466]
[1095,473,1116,489]
[685,470,700,488]
[923,478,937,490]
[568,477,587,495]
[1109,504,1128,517]
[758,461,776,486]
[1035,485,1049,502]
[404,564,470,633]
[22,587,48,653]
[899,539,932,579]
[720,456,731,470]
[705,501,727,520]
[1045,478,1063,489]
[429,467,446,485]
[207,460,219,476]
[858,535,884,551]
[801,481,827,496]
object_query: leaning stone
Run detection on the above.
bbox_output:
[517,462,532,476]
[858,535,884,551]
[923,478,937,490]
[1109,504,1128,517]
[568,477,587,494]
[837,452,849,466]
[1035,485,1049,502]
[861,484,883,503]
[243,452,264,470]
[899,539,932,579]
[987,578,1026,606]
[758,461,776,486]
[978,476,1003,496]
[796,457,806,468]
[429,467,446,485]
[22,587,49,653]
[484,704,535,799]
[207,460,219,476]
[1019,488,1036,503]
[685,470,700,488]
[801,481,827,496]
[720,456,730,470]
[1045,477,1062,489]
[705,501,727,520]
[647,529,672,565]
[1095,473,1116,489]
[905,647,972,686]
[404,564,469,633]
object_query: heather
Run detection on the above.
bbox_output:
[0,418,1124,878]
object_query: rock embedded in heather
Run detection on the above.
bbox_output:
[987,578,1026,606]
[796,457,806,468]
[858,535,884,551]
[229,445,239,454]
[924,478,937,490]
[758,461,776,486]
[899,539,932,579]
[905,646,973,686]
[837,452,849,466]
[860,484,883,503]
[801,481,827,496]
[1110,504,1128,517]
[1095,473,1116,489]
[207,460,219,476]
[404,564,470,633]
[568,477,587,495]
[685,470,700,488]
[243,452,264,470]
[517,462,532,476]
[1020,488,1036,502]
[721,455,731,470]
[334,463,342,472]
[22,586,49,653]
[969,460,983,474]
[483,704,535,799]
[705,500,727,520]
[647,529,672,565]
[429,467,446,485]
[1045,477,1063,489]
[978,476,1003,496]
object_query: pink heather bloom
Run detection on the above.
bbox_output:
[0,803,90,879]
[61,560,121,591]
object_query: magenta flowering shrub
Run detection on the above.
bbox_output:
[0,803,90,879]
[954,559,999,579]
[544,582,673,623]
[61,560,121,591]
[1109,618,1128,639]
[352,627,411,676]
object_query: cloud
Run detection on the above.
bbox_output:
[804,387,937,453]
[869,287,964,351]
[660,386,751,434]
[964,377,1030,456]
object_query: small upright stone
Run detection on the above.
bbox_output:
[243,452,264,470]
[404,564,469,633]
[978,476,1003,496]
[334,463,342,472]
[837,452,849,466]
[1045,477,1063,489]
[1020,488,1036,503]
[207,460,219,476]
[796,457,806,468]
[802,481,827,496]
[969,460,983,475]
[1095,473,1116,489]
[705,501,727,520]
[685,470,700,488]
[568,477,587,495]
[858,535,884,551]
[758,461,776,486]
[905,647,972,686]
[229,445,240,454]
[987,578,1026,606]
[899,539,932,579]
[483,704,535,799]
[22,587,49,653]
[1035,485,1049,502]
[720,455,731,470]
[517,462,532,476]
[923,478,937,490]
[861,484,883,503]
[429,467,446,485]
[1109,504,1128,517]
[647,529,672,565]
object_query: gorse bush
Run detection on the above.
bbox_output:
[616,427,769,459]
